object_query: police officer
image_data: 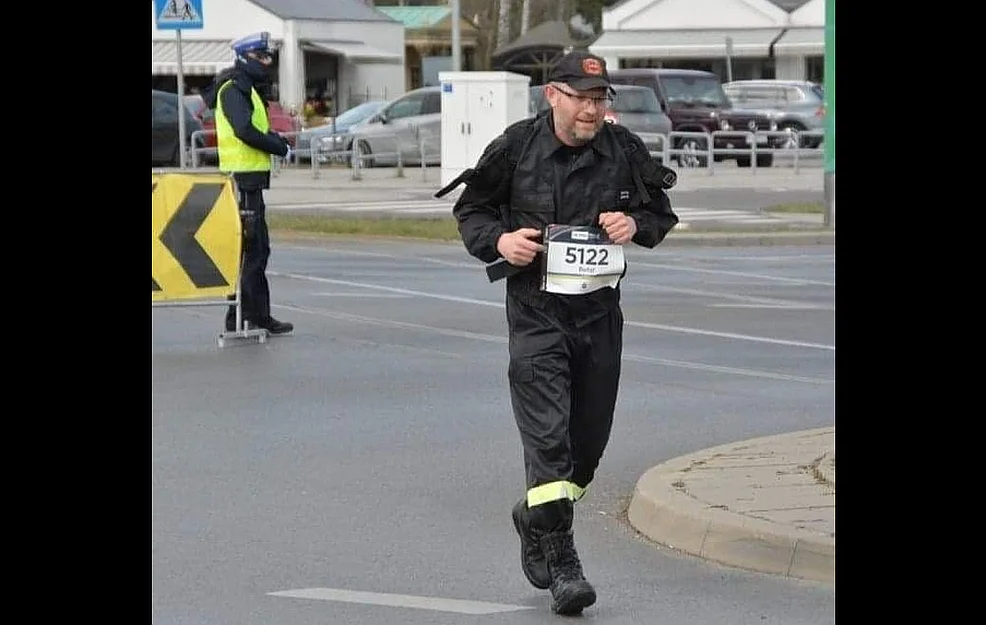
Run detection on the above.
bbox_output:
[210,32,293,335]
[449,51,679,615]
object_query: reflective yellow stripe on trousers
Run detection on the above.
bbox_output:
[527,481,587,507]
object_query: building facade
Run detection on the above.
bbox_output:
[589,0,825,83]
[376,4,480,90]
[151,0,406,115]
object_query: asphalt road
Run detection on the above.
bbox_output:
[151,237,835,625]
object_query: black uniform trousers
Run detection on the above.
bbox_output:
[226,187,272,326]
[506,288,624,532]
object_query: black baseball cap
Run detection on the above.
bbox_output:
[548,51,614,92]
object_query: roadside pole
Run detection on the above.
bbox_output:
[154,0,205,170]
[824,0,835,229]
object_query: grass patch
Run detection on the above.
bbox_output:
[762,201,825,214]
[268,213,461,240]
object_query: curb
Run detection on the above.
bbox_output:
[626,428,835,584]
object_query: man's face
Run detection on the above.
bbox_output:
[545,82,610,145]
[248,49,273,66]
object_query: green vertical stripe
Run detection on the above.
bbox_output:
[824,0,835,173]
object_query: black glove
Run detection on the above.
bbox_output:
[265,131,289,157]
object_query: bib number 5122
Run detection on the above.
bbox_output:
[565,246,609,266]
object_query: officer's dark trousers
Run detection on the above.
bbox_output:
[506,290,623,533]
[226,188,272,326]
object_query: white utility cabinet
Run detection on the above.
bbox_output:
[438,71,531,189]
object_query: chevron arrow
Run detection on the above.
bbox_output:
[159,182,229,288]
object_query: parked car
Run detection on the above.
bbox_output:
[295,99,387,164]
[152,89,204,167]
[185,93,301,151]
[350,86,442,167]
[528,84,672,160]
[608,68,777,167]
[722,79,825,148]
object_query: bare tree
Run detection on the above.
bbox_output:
[497,0,513,50]
[521,0,531,35]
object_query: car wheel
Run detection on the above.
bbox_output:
[675,137,707,168]
[358,140,374,168]
[778,123,809,149]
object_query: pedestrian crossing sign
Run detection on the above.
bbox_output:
[154,0,204,30]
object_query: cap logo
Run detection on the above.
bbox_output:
[582,58,604,76]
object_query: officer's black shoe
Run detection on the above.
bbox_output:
[512,499,551,589]
[541,530,596,615]
[260,317,294,335]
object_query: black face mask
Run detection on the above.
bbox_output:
[236,54,272,84]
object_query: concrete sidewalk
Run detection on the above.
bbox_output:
[627,427,835,584]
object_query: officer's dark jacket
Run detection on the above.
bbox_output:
[206,67,287,191]
[452,113,679,300]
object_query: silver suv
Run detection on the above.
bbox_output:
[722,80,825,148]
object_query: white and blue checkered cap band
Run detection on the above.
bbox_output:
[231,32,271,56]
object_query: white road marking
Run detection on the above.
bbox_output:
[630,283,833,310]
[267,588,534,615]
[272,273,835,351]
[275,303,833,383]
[708,303,826,309]
[272,201,784,223]
[310,292,410,298]
[628,261,835,286]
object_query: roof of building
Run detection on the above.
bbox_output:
[376,5,452,29]
[605,0,814,12]
[244,0,398,22]
[493,20,597,57]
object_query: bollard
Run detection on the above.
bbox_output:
[420,136,427,182]
[396,142,404,178]
[311,137,321,180]
[351,139,362,181]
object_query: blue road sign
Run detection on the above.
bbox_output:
[155,0,204,30]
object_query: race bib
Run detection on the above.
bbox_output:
[541,225,626,295]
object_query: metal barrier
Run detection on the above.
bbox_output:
[664,129,825,175]
[347,132,405,181]
[187,127,824,178]
[667,131,714,169]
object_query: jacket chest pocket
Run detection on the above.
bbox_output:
[509,190,554,230]
[598,185,636,214]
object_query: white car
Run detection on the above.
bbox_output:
[350,86,442,167]
[295,100,387,163]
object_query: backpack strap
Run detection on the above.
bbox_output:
[608,124,678,209]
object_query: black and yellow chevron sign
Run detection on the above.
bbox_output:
[152,173,241,302]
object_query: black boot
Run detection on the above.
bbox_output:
[512,499,551,589]
[541,530,596,615]
[260,317,294,335]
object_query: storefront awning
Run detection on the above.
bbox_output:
[302,39,402,64]
[152,39,234,76]
[589,29,784,59]
[773,28,824,56]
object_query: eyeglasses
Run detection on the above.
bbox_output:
[551,85,613,108]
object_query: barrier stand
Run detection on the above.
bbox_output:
[151,170,268,348]
[351,140,363,180]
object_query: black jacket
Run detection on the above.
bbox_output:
[453,113,678,271]
[207,66,288,190]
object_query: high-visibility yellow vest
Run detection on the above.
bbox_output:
[214,81,271,172]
